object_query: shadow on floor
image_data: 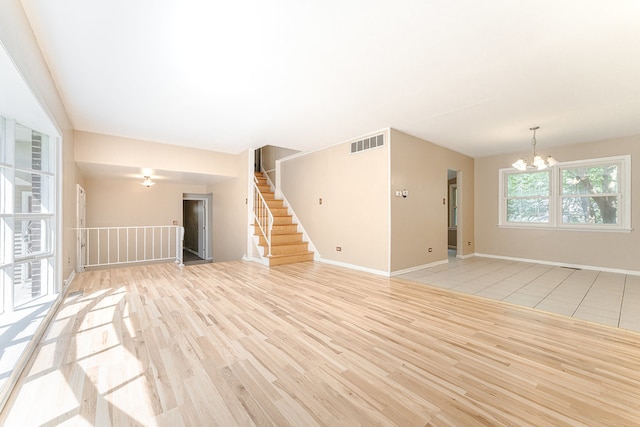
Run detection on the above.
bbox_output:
[183,250,212,266]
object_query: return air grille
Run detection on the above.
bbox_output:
[350,133,384,154]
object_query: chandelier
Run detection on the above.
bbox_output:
[141,176,155,187]
[512,126,557,171]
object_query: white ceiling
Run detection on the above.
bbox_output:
[19,0,640,158]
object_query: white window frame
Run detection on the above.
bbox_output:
[0,117,58,313]
[499,168,555,228]
[499,155,631,232]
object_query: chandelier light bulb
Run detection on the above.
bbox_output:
[512,126,557,171]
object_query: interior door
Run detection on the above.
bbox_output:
[77,184,86,271]
[183,199,207,259]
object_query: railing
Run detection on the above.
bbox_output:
[77,225,184,270]
[253,176,273,256]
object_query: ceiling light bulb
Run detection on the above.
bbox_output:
[141,176,155,187]
[512,159,527,171]
[533,155,546,169]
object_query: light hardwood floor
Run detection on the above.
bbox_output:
[2,261,639,426]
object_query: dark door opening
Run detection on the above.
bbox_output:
[183,199,205,261]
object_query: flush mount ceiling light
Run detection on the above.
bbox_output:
[141,176,155,187]
[512,126,558,171]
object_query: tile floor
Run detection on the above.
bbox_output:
[398,252,640,333]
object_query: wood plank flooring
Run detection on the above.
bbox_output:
[1,261,639,426]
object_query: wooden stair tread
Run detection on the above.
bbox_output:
[254,171,313,266]
[267,252,314,266]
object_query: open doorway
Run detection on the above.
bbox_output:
[447,169,459,259]
[182,193,212,263]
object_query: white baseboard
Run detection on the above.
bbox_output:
[390,259,449,276]
[63,270,76,293]
[475,253,640,276]
[319,258,390,277]
[243,255,269,266]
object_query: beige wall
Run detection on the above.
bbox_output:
[76,131,250,262]
[207,151,249,262]
[85,178,207,227]
[83,151,250,264]
[389,129,475,272]
[75,130,239,178]
[475,134,640,272]
[260,145,299,184]
[280,134,390,272]
[0,0,81,283]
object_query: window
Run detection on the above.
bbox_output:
[504,170,550,224]
[560,161,620,226]
[0,117,57,313]
[499,155,631,231]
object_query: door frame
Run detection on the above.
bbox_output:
[183,193,213,261]
[76,184,86,272]
[446,169,463,258]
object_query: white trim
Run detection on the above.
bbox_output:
[475,253,640,277]
[63,269,76,291]
[390,259,449,276]
[55,134,62,294]
[243,255,269,266]
[247,149,256,261]
[456,252,475,260]
[278,192,320,260]
[498,224,632,233]
[76,184,86,272]
[456,169,463,257]
[448,182,458,227]
[319,257,390,277]
[558,154,631,231]
[182,194,211,260]
[499,155,632,231]
[499,167,553,227]
[388,130,392,275]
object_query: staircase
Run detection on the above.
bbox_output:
[253,172,314,266]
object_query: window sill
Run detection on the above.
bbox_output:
[498,224,633,233]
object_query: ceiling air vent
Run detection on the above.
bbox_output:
[350,133,384,154]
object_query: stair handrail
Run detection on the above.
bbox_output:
[253,176,274,256]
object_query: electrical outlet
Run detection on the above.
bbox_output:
[468,241,471,246]
[319,198,323,205]
[336,246,342,252]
